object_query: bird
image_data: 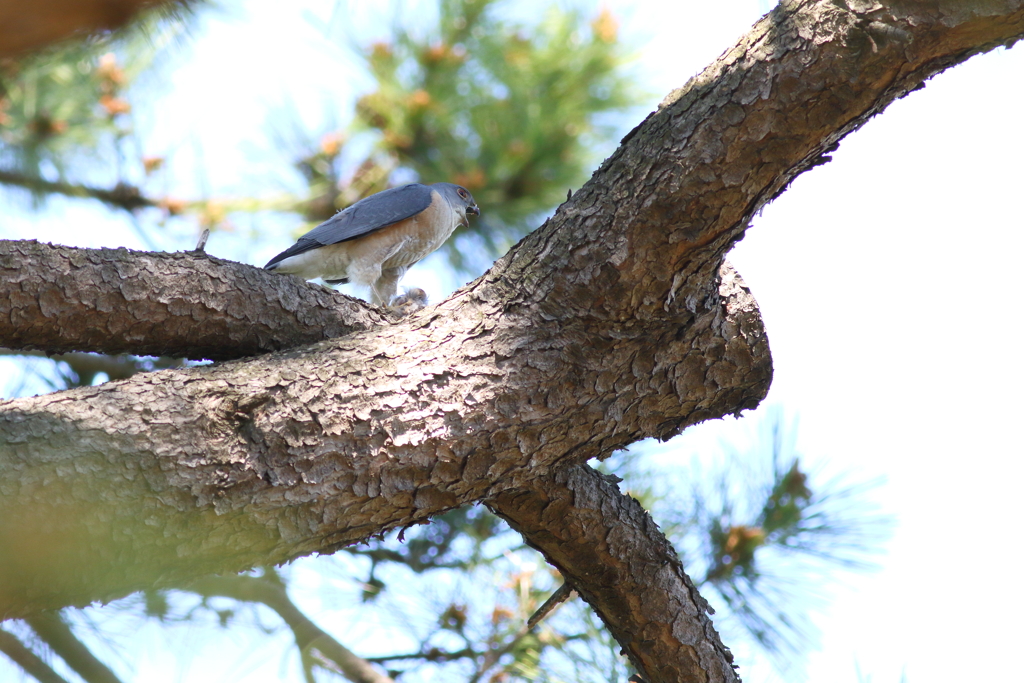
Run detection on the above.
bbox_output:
[265,182,480,305]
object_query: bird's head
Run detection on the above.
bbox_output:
[436,182,481,226]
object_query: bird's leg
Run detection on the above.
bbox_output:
[371,267,405,306]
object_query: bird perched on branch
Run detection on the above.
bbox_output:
[265,182,480,305]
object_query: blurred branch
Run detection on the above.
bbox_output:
[361,583,574,679]
[344,507,505,578]
[186,574,395,683]
[0,628,69,683]
[0,171,157,212]
[364,647,476,664]
[0,349,183,384]
[0,0,182,58]
[23,613,122,683]
[343,547,466,572]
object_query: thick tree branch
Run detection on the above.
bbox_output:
[1,4,1020,664]
[0,0,178,58]
[1,2,1020,365]
[0,259,769,619]
[0,241,390,360]
[0,628,69,683]
[186,574,395,683]
[491,464,737,683]
[480,0,1024,335]
[23,613,123,683]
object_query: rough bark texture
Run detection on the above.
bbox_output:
[1,2,1023,682]
[0,259,768,619]
[0,241,388,360]
[491,464,739,683]
[0,0,174,58]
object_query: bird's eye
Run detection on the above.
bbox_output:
[458,188,468,199]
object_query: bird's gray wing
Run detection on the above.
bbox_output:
[265,184,434,268]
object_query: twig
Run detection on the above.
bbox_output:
[194,228,210,252]
[526,581,574,631]
[24,613,123,683]
[0,171,157,212]
[185,574,395,683]
[364,647,476,664]
[469,582,576,683]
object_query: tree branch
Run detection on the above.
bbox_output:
[0,348,183,384]
[0,1,160,57]
[0,628,69,683]
[3,257,769,617]
[23,613,122,683]
[1,10,1021,681]
[526,581,574,631]
[0,172,158,212]
[2,2,1020,365]
[0,241,390,360]
[185,574,395,683]
[364,647,476,664]
[491,464,737,683]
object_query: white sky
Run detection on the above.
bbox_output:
[3,1,1023,682]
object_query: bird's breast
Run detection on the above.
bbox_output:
[380,193,460,268]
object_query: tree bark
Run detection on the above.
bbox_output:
[491,464,739,683]
[0,241,388,360]
[0,0,175,58]
[0,257,769,619]
[2,2,1023,682]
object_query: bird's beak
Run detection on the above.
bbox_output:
[467,205,480,217]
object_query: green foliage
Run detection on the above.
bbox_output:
[0,13,190,202]
[334,0,638,268]
[0,43,123,180]
[648,409,893,662]
[0,0,636,272]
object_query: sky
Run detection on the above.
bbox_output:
[2,1,1023,682]
[728,41,1024,683]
